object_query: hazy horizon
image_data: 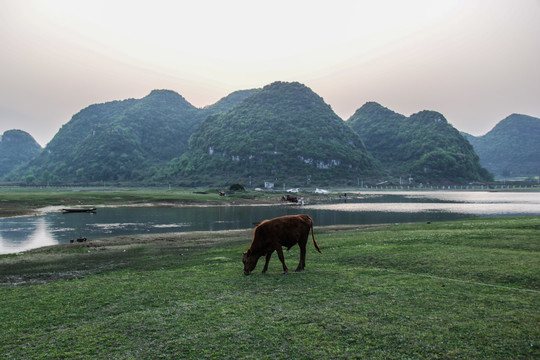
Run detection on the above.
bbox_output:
[1,0,539,147]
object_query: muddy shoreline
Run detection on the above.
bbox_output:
[27,224,377,254]
[1,224,378,286]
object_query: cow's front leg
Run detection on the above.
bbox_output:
[276,247,288,274]
[262,251,273,274]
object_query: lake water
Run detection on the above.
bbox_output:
[1,191,540,255]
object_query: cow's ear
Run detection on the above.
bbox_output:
[244,250,251,256]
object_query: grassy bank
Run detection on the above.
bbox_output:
[0,188,283,217]
[1,217,539,359]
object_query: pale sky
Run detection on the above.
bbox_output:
[1,0,539,147]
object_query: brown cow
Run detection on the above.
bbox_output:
[242,214,321,275]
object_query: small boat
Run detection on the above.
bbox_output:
[62,208,96,214]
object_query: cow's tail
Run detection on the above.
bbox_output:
[310,220,322,253]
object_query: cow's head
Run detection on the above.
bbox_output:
[242,250,258,275]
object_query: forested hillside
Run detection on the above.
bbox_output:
[347,102,492,183]
[8,82,535,187]
[0,130,42,178]
[464,114,540,178]
[162,82,378,186]
[202,89,257,114]
[7,89,252,184]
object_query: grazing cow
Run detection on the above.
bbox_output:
[242,214,321,275]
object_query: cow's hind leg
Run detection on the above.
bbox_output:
[262,251,273,274]
[275,247,288,274]
[295,242,307,272]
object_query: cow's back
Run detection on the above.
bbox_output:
[255,214,312,249]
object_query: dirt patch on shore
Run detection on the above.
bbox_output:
[38,224,378,251]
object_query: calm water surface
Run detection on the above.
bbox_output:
[1,191,539,254]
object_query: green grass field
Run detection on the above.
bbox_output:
[1,217,539,359]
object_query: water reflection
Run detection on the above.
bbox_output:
[386,191,540,204]
[305,201,540,215]
[1,191,539,254]
[0,218,56,254]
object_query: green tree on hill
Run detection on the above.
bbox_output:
[0,130,42,179]
[347,103,492,183]
[163,82,378,186]
[464,114,540,178]
[6,89,253,185]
